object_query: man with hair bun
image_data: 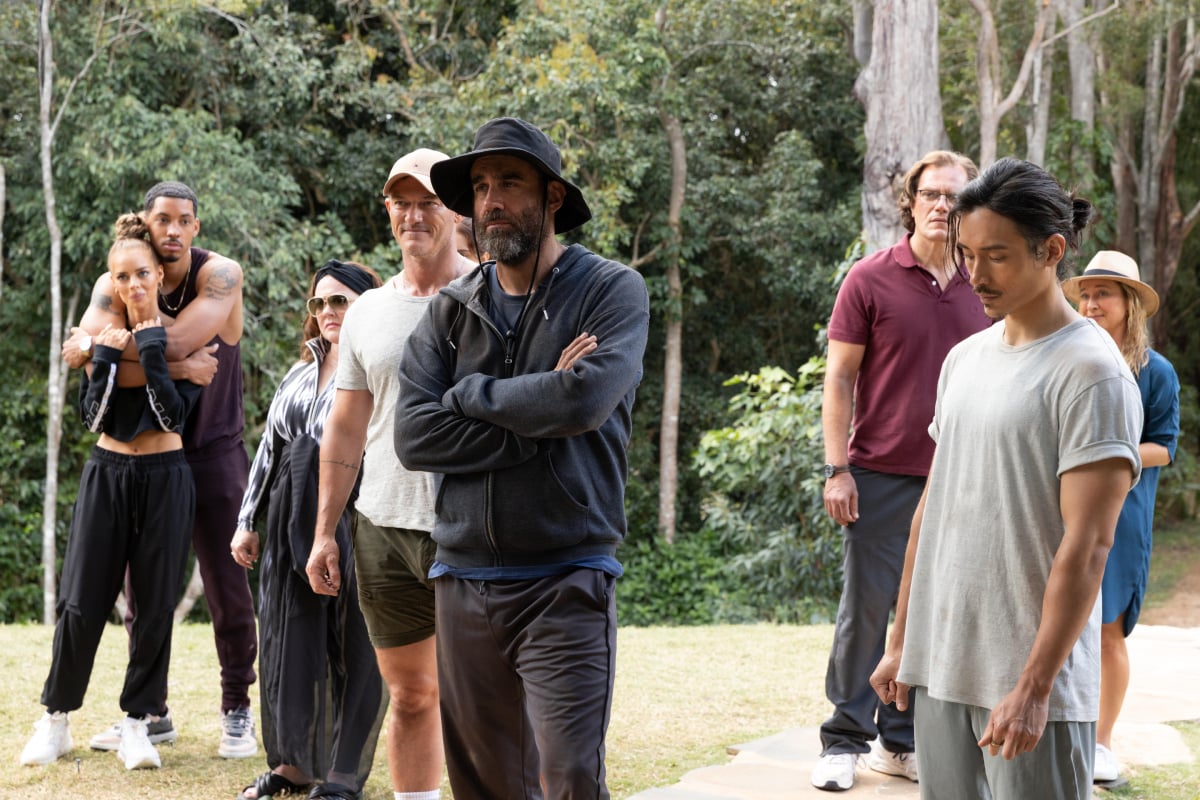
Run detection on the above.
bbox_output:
[870,158,1143,798]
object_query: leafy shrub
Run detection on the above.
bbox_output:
[617,528,758,627]
[692,361,842,623]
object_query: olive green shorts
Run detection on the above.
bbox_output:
[352,512,437,649]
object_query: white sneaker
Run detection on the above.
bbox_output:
[218,707,258,759]
[19,711,72,766]
[89,712,177,751]
[811,752,859,791]
[1094,742,1121,782]
[117,716,161,770]
[866,738,918,781]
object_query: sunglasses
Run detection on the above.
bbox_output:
[306,293,351,316]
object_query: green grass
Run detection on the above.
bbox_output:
[1,622,832,799]
[1144,516,1200,613]
[4,515,1199,800]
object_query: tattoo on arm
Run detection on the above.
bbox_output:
[96,291,114,313]
[320,458,361,471]
[202,264,239,301]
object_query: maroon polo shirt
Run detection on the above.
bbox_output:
[827,235,991,476]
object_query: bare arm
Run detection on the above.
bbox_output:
[306,388,373,596]
[62,275,128,369]
[822,339,865,526]
[163,254,242,360]
[869,477,930,711]
[980,457,1134,760]
[1140,442,1170,469]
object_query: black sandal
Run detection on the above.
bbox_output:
[239,770,313,799]
[307,783,361,800]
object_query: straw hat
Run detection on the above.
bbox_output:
[1061,250,1159,318]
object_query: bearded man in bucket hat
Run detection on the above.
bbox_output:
[394,117,650,799]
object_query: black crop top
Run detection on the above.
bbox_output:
[79,327,202,441]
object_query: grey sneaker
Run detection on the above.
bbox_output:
[218,707,257,759]
[117,716,161,770]
[89,712,176,751]
[19,711,72,766]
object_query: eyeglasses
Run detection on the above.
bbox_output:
[916,189,958,205]
[306,293,351,316]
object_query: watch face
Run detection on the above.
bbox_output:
[823,464,834,479]
[79,335,93,352]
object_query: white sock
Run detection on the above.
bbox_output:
[395,792,440,800]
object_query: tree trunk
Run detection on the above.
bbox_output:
[1025,12,1055,165]
[1148,17,1200,344]
[38,0,65,625]
[174,562,206,623]
[656,106,686,544]
[0,163,6,302]
[1059,0,1096,187]
[970,0,1053,167]
[854,0,948,254]
[1098,9,1200,346]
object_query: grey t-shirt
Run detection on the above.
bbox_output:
[898,317,1141,721]
[336,276,436,532]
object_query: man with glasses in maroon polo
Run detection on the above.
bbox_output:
[813,151,991,791]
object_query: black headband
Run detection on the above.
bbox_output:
[315,259,375,297]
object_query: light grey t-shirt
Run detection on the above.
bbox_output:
[898,317,1141,721]
[336,275,436,532]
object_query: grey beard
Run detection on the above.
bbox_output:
[480,226,538,266]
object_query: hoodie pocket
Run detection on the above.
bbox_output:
[491,450,590,553]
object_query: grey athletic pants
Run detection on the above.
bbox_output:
[913,688,1095,799]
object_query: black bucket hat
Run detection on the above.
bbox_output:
[430,117,592,233]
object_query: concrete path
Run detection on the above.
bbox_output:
[629,625,1200,799]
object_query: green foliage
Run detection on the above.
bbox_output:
[617,529,758,627]
[1156,383,1200,522]
[692,363,842,623]
[7,0,1197,630]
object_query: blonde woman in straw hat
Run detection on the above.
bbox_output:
[1062,251,1180,784]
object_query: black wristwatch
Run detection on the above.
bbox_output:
[822,463,851,480]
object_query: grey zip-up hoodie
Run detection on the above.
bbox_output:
[395,244,650,569]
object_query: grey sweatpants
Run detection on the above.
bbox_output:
[913,688,1095,800]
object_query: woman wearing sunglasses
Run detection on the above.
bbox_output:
[232,259,385,800]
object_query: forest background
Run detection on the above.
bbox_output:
[1,0,1198,627]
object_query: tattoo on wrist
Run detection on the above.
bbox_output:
[320,458,360,470]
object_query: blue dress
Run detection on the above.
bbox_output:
[1101,348,1180,634]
